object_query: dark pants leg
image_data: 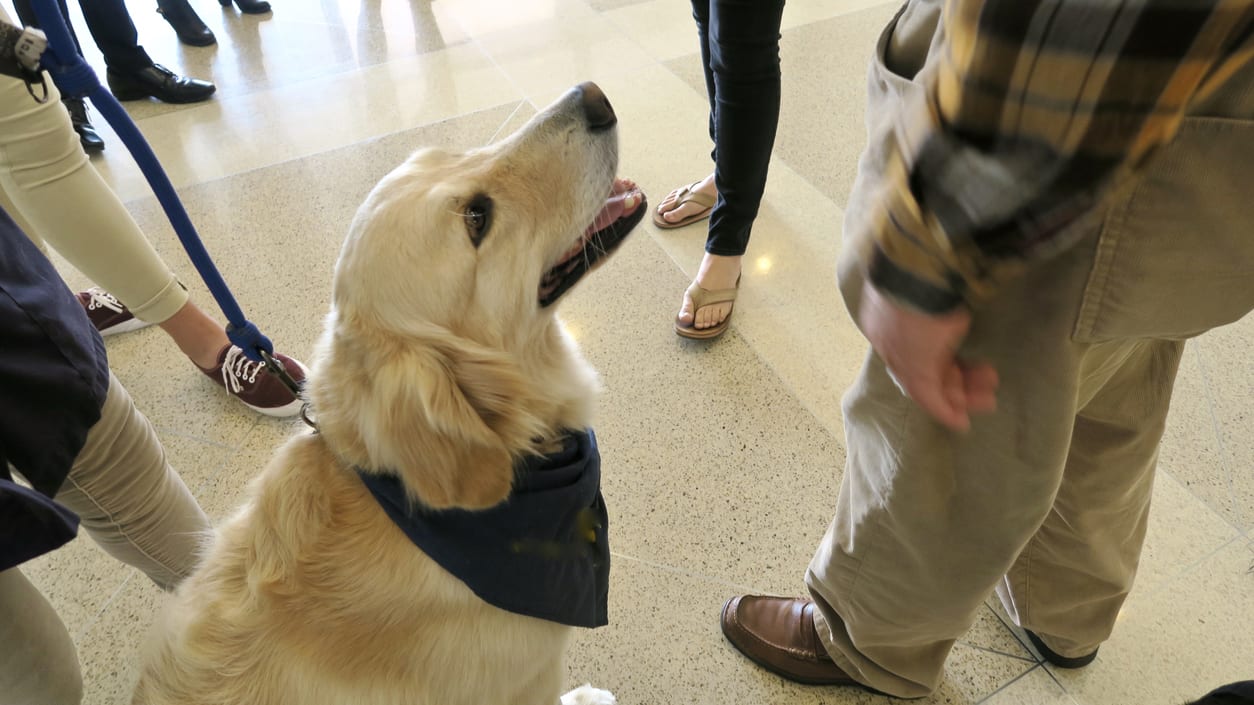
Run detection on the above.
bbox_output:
[75,0,154,73]
[14,0,153,73]
[12,0,83,56]
[690,0,785,257]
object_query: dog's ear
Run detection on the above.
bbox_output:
[314,333,547,510]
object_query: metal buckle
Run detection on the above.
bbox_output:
[24,71,48,103]
[257,348,318,431]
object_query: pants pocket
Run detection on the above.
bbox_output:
[839,0,942,315]
[1074,116,1254,342]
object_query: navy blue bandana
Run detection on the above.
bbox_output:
[356,429,609,628]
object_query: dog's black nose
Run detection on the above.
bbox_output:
[578,82,616,132]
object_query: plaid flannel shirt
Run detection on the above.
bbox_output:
[866,0,1254,313]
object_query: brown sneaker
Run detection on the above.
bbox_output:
[196,344,308,417]
[77,288,155,337]
[721,595,867,688]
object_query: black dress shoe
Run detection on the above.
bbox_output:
[219,0,271,14]
[1024,629,1099,668]
[62,97,105,154]
[157,0,216,46]
[107,65,217,104]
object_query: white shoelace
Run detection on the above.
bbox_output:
[220,346,264,394]
[86,287,125,313]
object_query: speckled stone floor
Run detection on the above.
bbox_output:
[23,1,1254,703]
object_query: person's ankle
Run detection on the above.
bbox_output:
[698,254,742,283]
[174,332,231,369]
[159,303,231,368]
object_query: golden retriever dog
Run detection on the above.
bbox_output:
[132,82,647,705]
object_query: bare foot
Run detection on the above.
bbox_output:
[582,178,644,236]
[677,252,741,330]
[655,173,716,226]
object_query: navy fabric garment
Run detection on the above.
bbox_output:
[0,479,80,570]
[1191,681,1254,705]
[357,429,610,628]
[0,206,106,570]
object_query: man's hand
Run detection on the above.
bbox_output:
[858,280,999,432]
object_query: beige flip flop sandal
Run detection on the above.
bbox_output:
[675,275,740,340]
[652,181,716,230]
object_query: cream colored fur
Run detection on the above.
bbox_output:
[132,87,623,705]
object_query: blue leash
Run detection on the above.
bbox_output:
[28,0,301,394]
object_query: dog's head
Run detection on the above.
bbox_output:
[310,83,646,510]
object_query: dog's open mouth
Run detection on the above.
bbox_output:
[538,178,647,307]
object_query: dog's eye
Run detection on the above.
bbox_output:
[464,195,493,247]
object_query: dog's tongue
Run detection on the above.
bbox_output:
[584,179,644,236]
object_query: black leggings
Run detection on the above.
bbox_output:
[691,0,786,257]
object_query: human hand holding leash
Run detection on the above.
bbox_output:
[858,280,999,432]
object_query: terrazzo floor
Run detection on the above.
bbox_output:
[19,0,1254,703]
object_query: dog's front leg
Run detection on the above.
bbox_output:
[560,684,616,705]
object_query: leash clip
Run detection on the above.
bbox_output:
[257,347,318,431]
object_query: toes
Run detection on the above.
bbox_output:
[656,185,684,214]
[693,302,729,329]
[660,199,687,221]
[694,303,710,329]
[677,293,695,326]
[664,201,702,224]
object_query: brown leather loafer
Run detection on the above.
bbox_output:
[721,595,865,687]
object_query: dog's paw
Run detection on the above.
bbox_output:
[560,684,616,705]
